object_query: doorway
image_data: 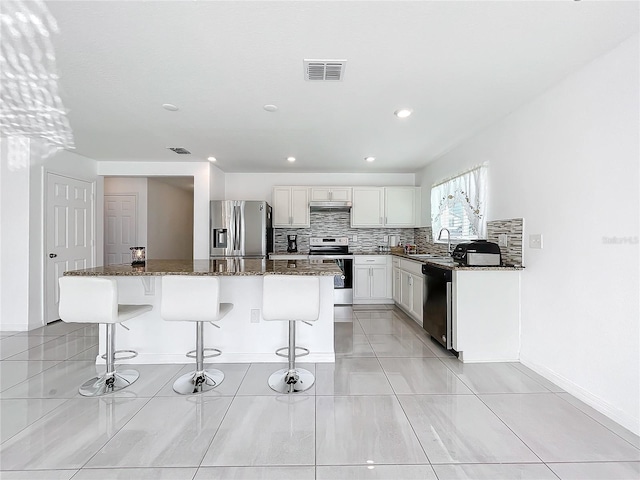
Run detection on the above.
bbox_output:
[103,176,194,264]
[45,172,94,323]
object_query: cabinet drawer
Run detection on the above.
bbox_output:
[400,258,424,276]
[354,256,388,265]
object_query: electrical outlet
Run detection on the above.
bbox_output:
[383,235,389,242]
[529,234,543,249]
[250,309,260,323]
[352,235,357,242]
[498,234,508,247]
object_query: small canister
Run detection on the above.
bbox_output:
[130,246,146,266]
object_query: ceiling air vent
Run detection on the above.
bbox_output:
[304,59,346,81]
[167,147,191,155]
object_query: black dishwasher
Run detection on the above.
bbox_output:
[422,264,453,350]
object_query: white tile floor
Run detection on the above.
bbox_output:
[1,305,639,479]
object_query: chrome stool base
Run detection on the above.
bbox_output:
[79,369,139,397]
[268,367,314,394]
[173,369,224,395]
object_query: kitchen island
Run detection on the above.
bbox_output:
[64,259,341,364]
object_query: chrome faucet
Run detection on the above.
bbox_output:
[438,228,452,255]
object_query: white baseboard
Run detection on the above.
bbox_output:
[0,324,30,332]
[352,299,394,305]
[520,354,640,436]
[95,352,336,365]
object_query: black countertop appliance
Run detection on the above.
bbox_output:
[452,240,501,266]
[287,234,298,253]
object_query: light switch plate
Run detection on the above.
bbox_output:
[251,309,260,323]
[529,234,543,249]
[352,235,357,242]
[498,234,508,247]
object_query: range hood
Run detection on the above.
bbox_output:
[309,201,352,211]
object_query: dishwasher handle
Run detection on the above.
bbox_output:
[445,281,452,350]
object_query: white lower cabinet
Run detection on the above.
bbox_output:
[393,257,424,325]
[452,270,521,362]
[392,259,401,303]
[353,255,393,304]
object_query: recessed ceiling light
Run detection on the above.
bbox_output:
[207,156,217,162]
[394,108,412,118]
[162,103,179,111]
[287,156,296,163]
[365,156,375,163]
[263,104,278,112]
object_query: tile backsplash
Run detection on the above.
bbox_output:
[486,218,524,267]
[275,212,523,266]
[274,211,415,253]
[414,218,524,266]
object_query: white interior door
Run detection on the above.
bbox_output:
[45,173,94,323]
[104,195,137,266]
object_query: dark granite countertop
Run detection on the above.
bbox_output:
[63,259,342,276]
[269,251,523,271]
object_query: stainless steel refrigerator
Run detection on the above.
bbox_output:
[210,201,273,258]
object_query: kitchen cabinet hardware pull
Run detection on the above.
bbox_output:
[49,253,57,258]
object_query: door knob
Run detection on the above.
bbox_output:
[49,253,57,258]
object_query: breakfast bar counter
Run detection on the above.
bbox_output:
[64,259,341,364]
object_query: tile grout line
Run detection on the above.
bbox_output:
[195,362,251,472]
[551,392,640,451]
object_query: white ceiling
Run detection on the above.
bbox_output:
[44,0,638,173]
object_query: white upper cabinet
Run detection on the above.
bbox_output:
[351,186,419,228]
[272,187,310,227]
[310,187,352,202]
[384,187,417,227]
[351,187,385,227]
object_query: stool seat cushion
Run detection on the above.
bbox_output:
[59,276,152,324]
[262,275,320,322]
[161,276,233,322]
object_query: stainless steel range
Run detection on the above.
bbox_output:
[309,237,353,305]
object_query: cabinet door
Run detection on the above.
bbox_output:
[370,265,388,299]
[351,187,384,227]
[385,187,416,227]
[272,187,292,227]
[290,187,310,227]
[310,187,332,201]
[400,270,412,311]
[353,265,372,299]
[330,187,352,201]
[411,273,424,324]
[392,267,401,303]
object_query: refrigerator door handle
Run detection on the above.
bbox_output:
[233,205,241,251]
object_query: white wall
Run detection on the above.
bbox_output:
[225,172,416,201]
[98,162,210,259]
[147,178,194,259]
[0,139,30,330]
[209,163,226,200]
[417,35,639,434]
[104,177,148,256]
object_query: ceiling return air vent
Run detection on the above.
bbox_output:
[304,59,346,81]
[167,147,191,155]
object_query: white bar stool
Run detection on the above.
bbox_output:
[160,276,233,394]
[262,275,320,393]
[58,276,152,396]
